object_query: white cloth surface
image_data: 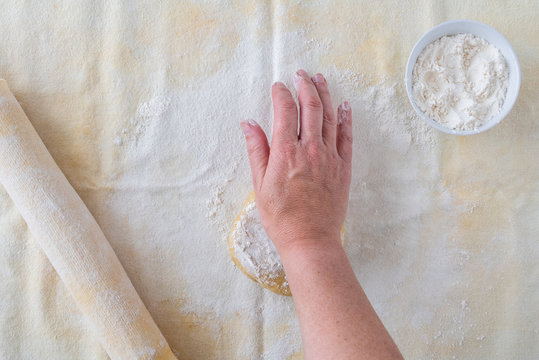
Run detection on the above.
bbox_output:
[0,1,538,359]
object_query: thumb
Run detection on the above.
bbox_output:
[241,119,270,192]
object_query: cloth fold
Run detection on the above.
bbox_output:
[0,79,176,360]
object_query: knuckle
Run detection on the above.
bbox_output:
[339,167,352,184]
[304,96,322,111]
[342,166,352,179]
[323,112,336,125]
[306,141,323,158]
[278,141,296,158]
[328,151,340,163]
[248,140,265,154]
[341,133,353,144]
[278,99,298,112]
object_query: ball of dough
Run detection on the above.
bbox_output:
[228,192,344,296]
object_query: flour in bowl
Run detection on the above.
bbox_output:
[412,33,508,131]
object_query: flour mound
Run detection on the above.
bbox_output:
[412,33,508,131]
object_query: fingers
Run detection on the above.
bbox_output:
[311,73,337,147]
[240,119,270,191]
[271,82,299,147]
[336,102,353,163]
[294,69,323,143]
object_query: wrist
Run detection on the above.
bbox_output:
[271,223,343,254]
[278,234,358,297]
[276,233,343,263]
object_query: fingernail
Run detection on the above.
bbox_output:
[339,102,350,124]
[248,119,259,127]
[293,71,302,90]
[240,120,255,135]
[273,81,285,87]
[312,73,325,83]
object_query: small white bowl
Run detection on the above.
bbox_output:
[405,20,521,135]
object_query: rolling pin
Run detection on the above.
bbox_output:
[0,79,176,360]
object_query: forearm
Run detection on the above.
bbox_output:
[280,239,403,360]
[242,71,401,358]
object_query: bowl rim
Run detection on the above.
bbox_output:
[405,19,521,136]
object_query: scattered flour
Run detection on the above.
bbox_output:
[114,95,171,146]
[103,17,488,360]
[106,70,447,359]
[412,33,508,131]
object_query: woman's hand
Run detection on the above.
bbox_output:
[240,69,352,254]
[240,71,402,359]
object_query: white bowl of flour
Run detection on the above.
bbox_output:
[405,20,521,135]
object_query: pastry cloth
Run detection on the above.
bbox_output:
[0,1,538,359]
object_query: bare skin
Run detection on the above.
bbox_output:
[240,70,403,359]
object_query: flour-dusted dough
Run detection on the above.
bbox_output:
[228,192,290,296]
[228,192,344,296]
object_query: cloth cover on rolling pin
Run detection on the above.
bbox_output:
[0,79,177,360]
